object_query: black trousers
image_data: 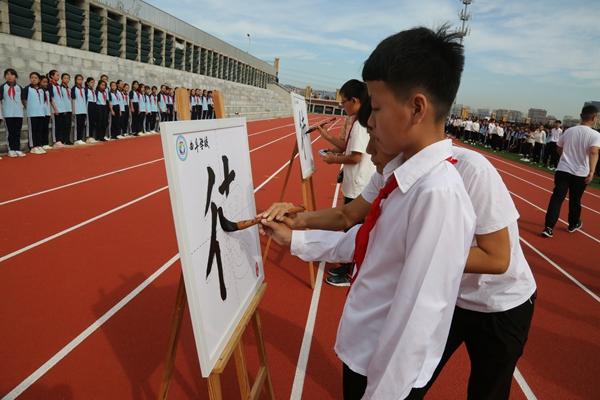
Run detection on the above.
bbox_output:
[63,112,72,144]
[543,142,559,167]
[343,364,426,400]
[122,106,130,134]
[95,105,109,140]
[42,116,50,146]
[87,103,97,138]
[5,117,23,151]
[166,105,174,121]
[418,293,536,399]
[532,142,544,163]
[28,116,45,148]
[131,103,140,133]
[54,113,67,144]
[160,111,168,122]
[75,114,86,141]
[545,170,587,228]
[110,107,121,138]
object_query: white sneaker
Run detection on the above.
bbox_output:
[116,135,125,139]
[137,131,145,136]
[43,145,53,150]
[8,150,18,157]
[30,147,43,155]
[16,150,26,157]
[86,138,97,144]
[53,141,65,148]
[74,140,86,145]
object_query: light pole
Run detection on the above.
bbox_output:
[458,0,472,44]
[246,33,251,53]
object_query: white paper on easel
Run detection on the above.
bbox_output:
[159,117,264,377]
[291,92,315,179]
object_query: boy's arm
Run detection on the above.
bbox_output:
[259,220,358,264]
[317,125,346,151]
[321,151,362,165]
[260,195,371,231]
[365,187,474,399]
[465,228,510,274]
[586,146,599,184]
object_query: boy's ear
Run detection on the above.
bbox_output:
[411,93,427,124]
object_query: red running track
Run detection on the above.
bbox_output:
[0,119,598,399]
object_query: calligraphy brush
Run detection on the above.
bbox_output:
[219,205,306,232]
[305,117,336,134]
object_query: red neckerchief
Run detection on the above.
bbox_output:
[78,86,84,98]
[62,84,70,99]
[7,83,16,100]
[351,156,458,284]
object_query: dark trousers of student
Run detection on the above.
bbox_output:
[110,107,121,138]
[28,116,45,148]
[95,105,109,140]
[160,110,168,122]
[42,116,50,146]
[87,103,97,139]
[166,105,174,121]
[491,134,502,150]
[146,112,157,131]
[4,117,23,151]
[121,106,130,134]
[63,112,72,143]
[545,170,587,228]
[54,112,68,144]
[532,142,544,163]
[75,114,86,141]
[413,293,536,400]
[131,103,140,133]
[343,364,429,400]
[543,141,559,167]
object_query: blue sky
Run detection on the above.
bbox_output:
[147,0,600,118]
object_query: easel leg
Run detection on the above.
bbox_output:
[158,272,187,400]
[234,342,251,399]
[207,374,223,400]
[252,310,276,400]
[301,179,316,289]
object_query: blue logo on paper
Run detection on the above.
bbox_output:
[176,135,188,161]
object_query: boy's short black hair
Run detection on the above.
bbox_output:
[357,98,372,128]
[4,68,18,78]
[362,24,464,121]
[29,71,41,79]
[581,105,599,121]
[339,79,368,104]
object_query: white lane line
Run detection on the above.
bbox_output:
[509,191,600,245]
[1,254,181,400]
[0,187,168,264]
[0,158,165,207]
[0,122,334,264]
[290,171,342,400]
[0,119,303,207]
[248,123,294,137]
[498,168,600,215]
[250,116,332,153]
[514,367,538,400]
[519,237,599,303]
[0,127,337,398]
[481,151,600,200]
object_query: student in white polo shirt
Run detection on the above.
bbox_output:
[544,120,562,169]
[543,105,600,237]
[263,97,537,399]
[316,79,376,286]
[261,27,476,400]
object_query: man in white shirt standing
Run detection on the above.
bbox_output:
[544,120,562,169]
[543,105,600,237]
[262,26,476,400]
[317,79,375,286]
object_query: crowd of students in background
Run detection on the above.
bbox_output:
[446,116,569,169]
[0,68,216,158]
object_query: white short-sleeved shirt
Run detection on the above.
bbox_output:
[465,120,473,131]
[342,121,376,199]
[557,125,600,177]
[496,126,504,138]
[488,123,496,135]
[361,146,537,313]
[549,128,562,142]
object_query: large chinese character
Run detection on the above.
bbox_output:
[204,155,236,301]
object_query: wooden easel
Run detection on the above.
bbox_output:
[262,142,318,289]
[158,91,275,400]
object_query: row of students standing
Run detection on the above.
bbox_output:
[189,88,215,120]
[0,68,217,159]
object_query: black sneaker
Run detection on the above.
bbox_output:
[542,227,553,238]
[327,264,351,277]
[325,275,351,287]
[568,221,582,233]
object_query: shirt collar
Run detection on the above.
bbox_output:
[383,139,453,194]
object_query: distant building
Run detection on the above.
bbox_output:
[475,108,490,119]
[451,103,464,117]
[494,109,522,122]
[563,115,579,127]
[528,108,548,124]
